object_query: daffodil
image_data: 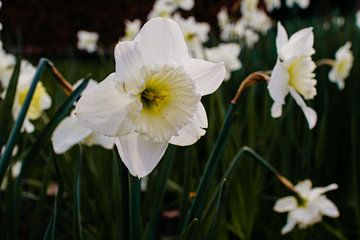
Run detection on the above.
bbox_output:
[0,42,16,90]
[77,30,99,53]
[0,160,21,190]
[329,42,353,90]
[164,0,194,11]
[268,22,317,129]
[274,179,339,234]
[264,0,281,11]
[286,0,310,9]
[12,61,52,133]
[148,0,176,19]
[75,17,225,178]
[217,7,229,29]
[205,43,241,81]
[51,80,115,154]
[121,19,141,41]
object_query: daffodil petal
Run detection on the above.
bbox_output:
[276,22,288,51]
[279,27,314,60]
[289,88,317,129]
[290,205,320,226]
[82,132,115,150]
[184,58,225,96]
[268,60,289,106]
[75,73,141,137]
[295,179,313,196]
[51,115,92,154]
[274,196,298,213]
[281,214,297,235]
[114,41,144,93]
[116,132,168,178]
[169,102,207,146]
[308,183,338,200]
[135,17,188,65]
[315,196,340,218]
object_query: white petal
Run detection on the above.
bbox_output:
[184,58,225,96]
[114,41,144,93]
[274,196,298,213]
[279,27,314,60]
[82,132,115,150]
[315,196,339,218]
[135,17,188,65]
[169,102,207,146]
[290,206,320,226]
[115,132,168,177]
[289,88,317,129]
[308,183,338,200]
[295,179,313,197]
[75,73,141,137]
[271,102,283,118]
[268,60,290,106]
[276,22,288,51]
[281,214,297,234]
[51,115,92,154]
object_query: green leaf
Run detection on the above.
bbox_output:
[74,145,83,240]
[129,174,142,240]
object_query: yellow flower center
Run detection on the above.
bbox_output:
[18,82,47,120]
[141,88,167,109]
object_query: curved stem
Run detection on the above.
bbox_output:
[316,58,335,67]
[45,60,73,95]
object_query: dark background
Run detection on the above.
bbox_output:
[0,0,357,56]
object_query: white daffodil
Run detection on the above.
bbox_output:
[244,28,260,48]
[268,22,317,129]
[75,17,225,177]
[121,19,141,41]
[265,0,281,11]
[328,42,353,90]
[205,43,241,81]
[0,43,16,90]
[51,80,115,154]
[274,179,339,234]
[241,0,259,15]
[77,30,99,53]
[356,10,360,28]
[286,0,310,9]
[1,160,22,190]
[164,0,194,11]
[243,9,273,34]
[12,61,52,133]
[217,7,229,29]
[148,0,176,19]
[172,14,210,59]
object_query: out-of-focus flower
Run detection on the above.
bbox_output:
[217,7,229,29]
[205,43,241,81]
[51,80,115,154]
[1,160,21,190]
[172,14,210,58]
[164,0,194,11]
[356,10,360,28]
[243,9,273,34]
[121,19,141,41]
[0,43,16,90]
[332,16,345,27]
[148,0,176,19]
[13,61,52,133]
[268,22,317,129]
[75,18,225,177]
[286,0,310,9]
[77,30,99,53]
[244,28,260,48]
[329,42,353,90]
[241,0,259,15]
[265,0,281,11]
[274,179,339,234]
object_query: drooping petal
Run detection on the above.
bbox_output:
[308,183,338,200]
[281,214,297,234]
[289,88,317,129]
[290,205,320,226]
[278,27,314,60]
[75,73,141,137]
[169,102,207,146]
[276,22,288,51]
[274,196,298,213]
[295,179,312,197]
[114,41,144,93]
[51,115,92,154]
[314,196,340,218]
[115,132,169,177]
[268,60,290,115]
[184,58,225,96]
[135,17,188,65]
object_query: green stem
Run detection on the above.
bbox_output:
[183,103,236,227]
[74,145,83,240]
[321,222,348,240]
[129,175,142,240]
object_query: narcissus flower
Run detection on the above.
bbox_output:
[264,0,281,11]
[268,22,317,129]
[286,0,310,9]
[77,30,99,53]
[274,179,339,234]
[121,19,141,41]
[51,80,115,154]
[75,18,225,177]
[205,43,241,81]
[165,0,194,11]
[329,42,353,90]
[0,42,16,90]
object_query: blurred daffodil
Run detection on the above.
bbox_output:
[329,42,353,90]
[264,0,281,11]
[286,0,310,9]
[274,179,339,234]
[121,19,141,41]
[75,17,225,177]
[268,22,317,129]
[205,43,241,81]
[77,30,99,53]
[0,42,16,90]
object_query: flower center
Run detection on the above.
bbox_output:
[141,88,167,109]
[18,82,47,120]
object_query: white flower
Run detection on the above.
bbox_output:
[241,0,259,15]
[217,7,229,29]
[243,9,273,34]
[265,0,281,11]
[329,42,353,90]
[12,61,52,133]
[121,19,141,41]
[0,44,16,90]
[244,29,260,48]
[164,0,194,11]
[1,160,22,190]
[51,80,115,154]
[75,17,225,177]
[77,30,99,53]
[356,10,360,28]
[274,179,339,234]
[268,22,317,129]
[286,0,310,9]
[205,43,241,81]
[148,0,176,19]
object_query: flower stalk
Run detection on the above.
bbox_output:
[316,58,335,67]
